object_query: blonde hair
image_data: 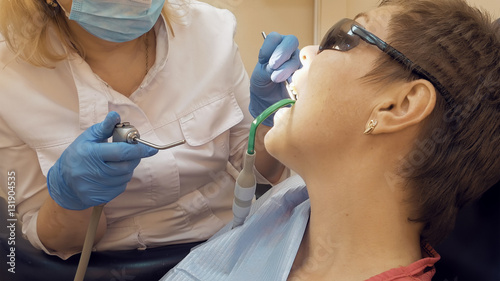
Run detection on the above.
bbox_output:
[0,0,186,68]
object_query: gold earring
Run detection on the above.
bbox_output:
[363,120,378,135]
[47,0,59,8]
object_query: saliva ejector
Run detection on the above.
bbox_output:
[231,98,295,228]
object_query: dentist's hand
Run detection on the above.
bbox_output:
[47,112,158,210]
[249,32,301,126]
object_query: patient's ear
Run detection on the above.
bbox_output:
[369,80,436,134]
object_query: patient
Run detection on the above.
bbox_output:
[161,0,500,280]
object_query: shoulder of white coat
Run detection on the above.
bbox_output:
[0,39,16,70]
[0,42,32,102]
[180,0,237,36]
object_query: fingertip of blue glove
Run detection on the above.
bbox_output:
[145,146,159,157]
[132,142,159,158]
[86,112,122,141]
[107,111,121,121]
[271,69,292,83]
[103,111,121,130]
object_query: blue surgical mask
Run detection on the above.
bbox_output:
[62,0,165,43]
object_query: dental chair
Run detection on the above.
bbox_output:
[433,179,500,281]
[0,197,202,281]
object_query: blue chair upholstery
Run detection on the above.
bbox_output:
[0,196,202,281]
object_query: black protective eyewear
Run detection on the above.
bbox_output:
[319,18,455,109]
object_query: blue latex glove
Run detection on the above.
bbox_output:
[249,32,301,126]
[47,112,158,210]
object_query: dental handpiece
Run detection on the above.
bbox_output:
[74,122,185,281]
[113,122,186,149]
[261,32,298,100]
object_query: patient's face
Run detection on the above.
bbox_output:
[265,6,396,174]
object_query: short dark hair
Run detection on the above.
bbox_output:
[365,0,500,245]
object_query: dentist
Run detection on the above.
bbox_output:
[0,0,299,259]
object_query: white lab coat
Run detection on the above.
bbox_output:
[0,1,259,259]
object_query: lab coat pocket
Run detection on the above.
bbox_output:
[174,92,245,198]
[178,93,244,147]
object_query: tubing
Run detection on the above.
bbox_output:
[247,99,296,155]
[73,205,104,281]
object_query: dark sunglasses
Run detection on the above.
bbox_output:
[319,18,455,109]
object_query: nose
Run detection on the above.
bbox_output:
[299,45,319,67]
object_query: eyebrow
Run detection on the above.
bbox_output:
[354,12,369,23]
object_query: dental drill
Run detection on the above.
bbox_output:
[113,122,186,149]
[231,99,296,228]
[73,124,185,281]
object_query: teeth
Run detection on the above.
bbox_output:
[286,81,298,100]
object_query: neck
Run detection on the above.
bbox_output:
[67,20,155,97]
[290,149,423,281]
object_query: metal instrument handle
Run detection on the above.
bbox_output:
[113,122,185,150]
[134,138,186,150]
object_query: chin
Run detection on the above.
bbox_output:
[263,128,277,154]
[264,106,295,160]
[265,126,294,169]
[264,130,298,173]
[263,126,283,158]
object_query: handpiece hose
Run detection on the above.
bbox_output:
[73,122,185,281]
[73,205,104,281]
